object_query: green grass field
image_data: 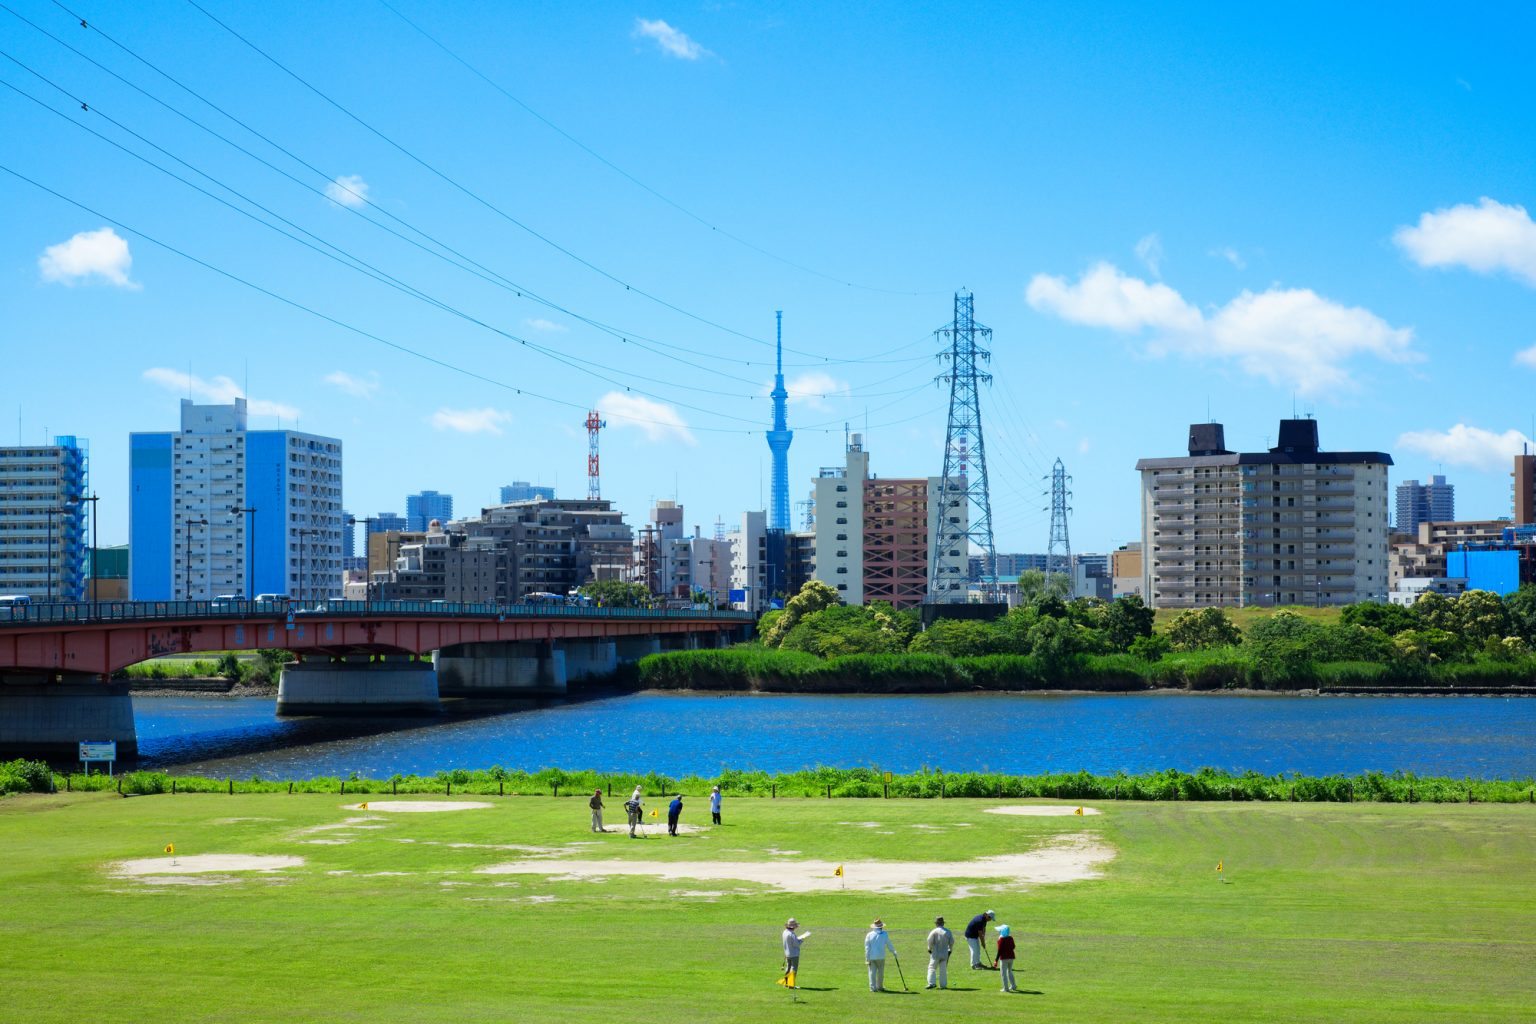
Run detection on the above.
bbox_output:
[2,792,1532,1023]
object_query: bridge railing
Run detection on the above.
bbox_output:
[0,599,755,626]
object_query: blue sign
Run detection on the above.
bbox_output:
[728,589,747,603]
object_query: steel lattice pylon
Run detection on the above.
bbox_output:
[929,291,997,603]
[1046,457,1073,583]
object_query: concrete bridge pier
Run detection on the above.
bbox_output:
[435,641,566,697]
[561,640,617,683]
[660,633,701,652]
[276,655,441,716]
[0,674,136,760]
[614,637,661,663]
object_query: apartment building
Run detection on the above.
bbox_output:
[1395,475,1455,533]
[0,437,89,601]
[1136,419,1391,609]
[810,434,967,608]
[130,399,344,601]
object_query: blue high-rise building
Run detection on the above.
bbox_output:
[500,481,555,504]
[406,490,454,531]
[0,436,88,601]
[765,311,793,531]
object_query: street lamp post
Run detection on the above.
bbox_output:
[297,528,319,606]
[231,505,257,600]
[184,517,209,602]
[80,493,98,616]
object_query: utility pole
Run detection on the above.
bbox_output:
[929,291,998,603]
[1046,458,1073,592]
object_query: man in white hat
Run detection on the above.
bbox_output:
[864,918,897,992]
[781,917,808,985]
[925,915,954,989]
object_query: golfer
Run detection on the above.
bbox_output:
[782,917,807,982]
[996,924,1017,993]
[925,915,954,989]
[964,910,995,969]
[588,789,606,833]
[625,789,644,838]
[667,795,684,836]
[863,918,897,992]
[709,785,723,825]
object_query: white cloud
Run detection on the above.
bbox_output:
[38,227,138,288]
[1134,233,1163,277]
[1396,424,1531,472]
[323,370,380,398]
[778,371,850,411]
[599,391,696,445]
[523,317,568,333]
[1025,262,1416,395]
[429,407,511,435]
[325,174,371,208]
[633,18,710,59]
[1212,246,1247,270]
[1394,197,1536,287]
[1515,345,1536,369]
[1026,261,1201,333]
[142,368,299,420]
[1076,436,1092,454]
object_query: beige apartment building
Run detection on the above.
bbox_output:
[1136,420,1391,609]
[1388,520,1509,590]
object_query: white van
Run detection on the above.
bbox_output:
[0,594,32,607]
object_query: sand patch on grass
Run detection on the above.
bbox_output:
[477,835,1113,895]
[343,801,492,812]
[209,817,279,825]
[136,875,239,887]
[985,805,1101,817]
[113,854,304,877]
[303,839,352,846]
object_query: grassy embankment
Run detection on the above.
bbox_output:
[0,791,1531,1023]
[636,646,1536,694]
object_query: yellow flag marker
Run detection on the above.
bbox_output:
[833,865,843,877]
[650,808,659,818]
[1216,860,1224,876]
[1074,807,1084,816]
[360,802,368,810]
[164,843,175,855]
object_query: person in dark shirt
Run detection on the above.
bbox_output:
[667,795,684,836]
[964,910,995,969]
[995,924,1017,992]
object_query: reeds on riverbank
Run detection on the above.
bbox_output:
[5,760,1532,804]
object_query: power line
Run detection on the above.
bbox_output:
[374,0,939,298]
[28,0,933,373]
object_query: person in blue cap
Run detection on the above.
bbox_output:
[996,924,1017,992]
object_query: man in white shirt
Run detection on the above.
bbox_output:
[781,917,807,985]
[864,918,897,992]
[925,915,954,989]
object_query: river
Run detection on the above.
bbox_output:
[129,691,1536,780]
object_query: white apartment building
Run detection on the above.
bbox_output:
[1136,419,1391,609]
[130,399,344,601]
[0,437,89,601]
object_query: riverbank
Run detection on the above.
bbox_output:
[129,678,277,698]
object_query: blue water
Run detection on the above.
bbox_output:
[131,692,1536,780]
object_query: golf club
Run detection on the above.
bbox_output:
[982,938,997,970]
[890,948,909,992]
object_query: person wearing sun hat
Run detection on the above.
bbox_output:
[925,915,954,989]
[995,924,1017,992]
[781,917,808,985]
[863,917,897,992]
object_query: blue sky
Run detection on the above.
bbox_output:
[6,0,1536,553]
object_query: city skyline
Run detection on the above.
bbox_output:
[6,2,1536,552]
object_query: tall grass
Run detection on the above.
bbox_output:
[637,648,1536,693]
[8,760,1533,804]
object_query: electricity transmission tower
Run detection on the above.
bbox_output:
[1046,458,1073,587]
[585,410,605,500]
[929,291,998,603]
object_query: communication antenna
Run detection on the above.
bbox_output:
[929,290,997,603]
[585,410,605,499]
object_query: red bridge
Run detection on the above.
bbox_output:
[0,600,753,759]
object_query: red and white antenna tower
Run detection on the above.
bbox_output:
[585,410,606,499]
